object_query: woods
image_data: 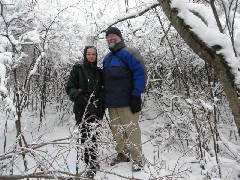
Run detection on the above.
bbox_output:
[158,0,240,135]
[0,0,239,179]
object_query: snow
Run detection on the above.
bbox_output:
[28,52,45,78]
[199,99,214,112]
[21,30,41,44]
[2,110,223,179]
[171,0,240,88]
[0,63,6,91]
[0,0,240,179]
[0,52,12,65]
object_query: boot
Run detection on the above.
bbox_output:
[110,153,130,166]
[85,163,99,179]
[85,170,95,179]
[132,160,144,171]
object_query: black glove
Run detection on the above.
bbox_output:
[129,96,142,114]
[75,91,89,105]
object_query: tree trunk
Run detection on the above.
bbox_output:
[158,0,240,135]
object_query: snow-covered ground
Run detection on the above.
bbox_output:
[0,103,239,179]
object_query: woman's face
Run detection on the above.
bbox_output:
[86,48,97,63]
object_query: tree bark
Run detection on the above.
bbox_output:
[158,0,240,135]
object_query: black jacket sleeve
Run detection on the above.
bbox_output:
[65,65,80,102]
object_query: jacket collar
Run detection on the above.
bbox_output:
[83,60,96,69]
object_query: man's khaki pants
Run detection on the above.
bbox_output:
[109,107,142,161]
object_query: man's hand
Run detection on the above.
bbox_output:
[130,96,142,114]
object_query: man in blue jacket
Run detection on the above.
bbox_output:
[103,26,147,171]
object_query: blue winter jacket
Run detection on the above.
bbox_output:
[103,41,147,108]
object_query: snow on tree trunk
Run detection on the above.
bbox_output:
[158,0,240,135]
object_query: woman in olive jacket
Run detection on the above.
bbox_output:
[65,46,104,177]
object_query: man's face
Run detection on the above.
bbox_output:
[106,33,121,48]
